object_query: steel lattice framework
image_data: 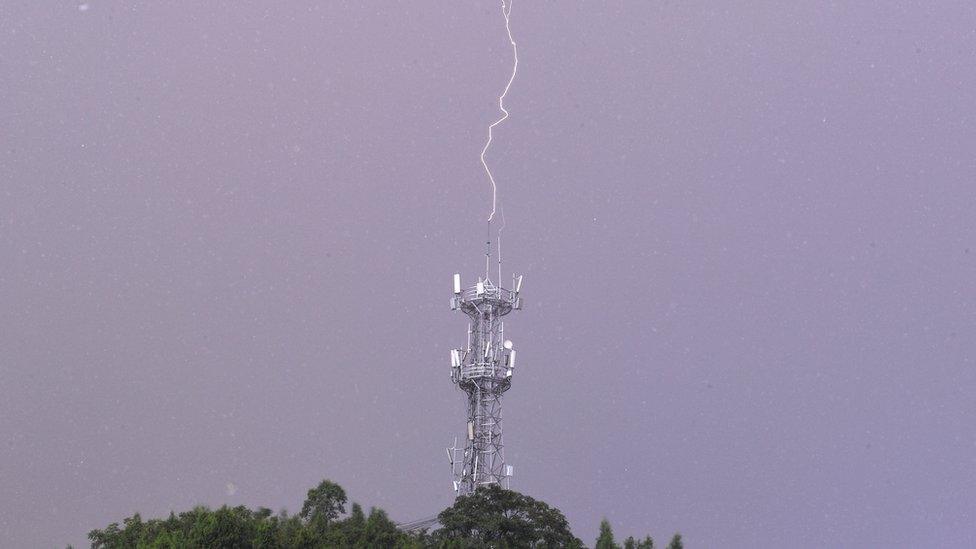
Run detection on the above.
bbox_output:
[447,273,522,496]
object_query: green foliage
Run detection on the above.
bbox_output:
[595,518,618,549]
[88,483,421,549]
[88,479,680,548]
[624,535,655,549]
[300,479,347,533]
[604,520,662,549]
[436,484,583,548]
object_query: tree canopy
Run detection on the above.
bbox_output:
[435,484,582,548]
[595,518,617,549]
[87,479,679,548]
[300,480,347,533]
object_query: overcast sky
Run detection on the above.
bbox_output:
[1,2,974,547]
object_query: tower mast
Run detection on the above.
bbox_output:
[448,270,522,495]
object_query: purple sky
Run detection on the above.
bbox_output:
[2,2,975,547]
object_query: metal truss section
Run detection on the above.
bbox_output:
[447,274,522,496]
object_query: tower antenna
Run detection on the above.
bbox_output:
[485,236,491,282]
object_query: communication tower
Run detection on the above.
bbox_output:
[447,264,523,496]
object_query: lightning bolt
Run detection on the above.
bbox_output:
[481,0,518,223]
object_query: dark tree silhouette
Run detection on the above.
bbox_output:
[88,479,678,548]
[595,518,619,549]
[436,484,583,548]
[300,479,347,531]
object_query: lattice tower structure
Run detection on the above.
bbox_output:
[447,273,522,496]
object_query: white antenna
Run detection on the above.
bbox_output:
[453,273,462,295]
